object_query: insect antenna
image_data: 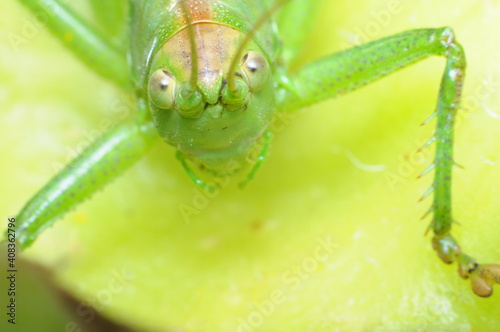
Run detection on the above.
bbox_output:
[180,0,199,91]
[227,0,291,92]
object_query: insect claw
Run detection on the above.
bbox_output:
[453,161,465,169]
[470,264,500,297]
[417,163,435,179]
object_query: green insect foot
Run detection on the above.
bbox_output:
[432,234,500,297]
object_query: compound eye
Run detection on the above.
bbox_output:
[240,51,270,92]
[148,69,176,109]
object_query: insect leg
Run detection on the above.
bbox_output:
[240,131,272,188]
[17,0,129,88]
[175,151,215,192]
[10,116,157,249]
[280,28,500,297]
[88,0,128,45]
[276,0,322,69]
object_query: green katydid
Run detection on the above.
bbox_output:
[6,0,500,299]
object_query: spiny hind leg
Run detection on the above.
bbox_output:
[279,26,500,296]
[417,29,500,297]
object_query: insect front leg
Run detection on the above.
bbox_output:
[17,0,129,87]
[87,0,128,45]
[9,116,157,249]
[279,27,500,297]
[276,0,321,69]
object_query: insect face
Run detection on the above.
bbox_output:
[147,23,276,175]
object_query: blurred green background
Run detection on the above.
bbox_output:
[1,0,500,331]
